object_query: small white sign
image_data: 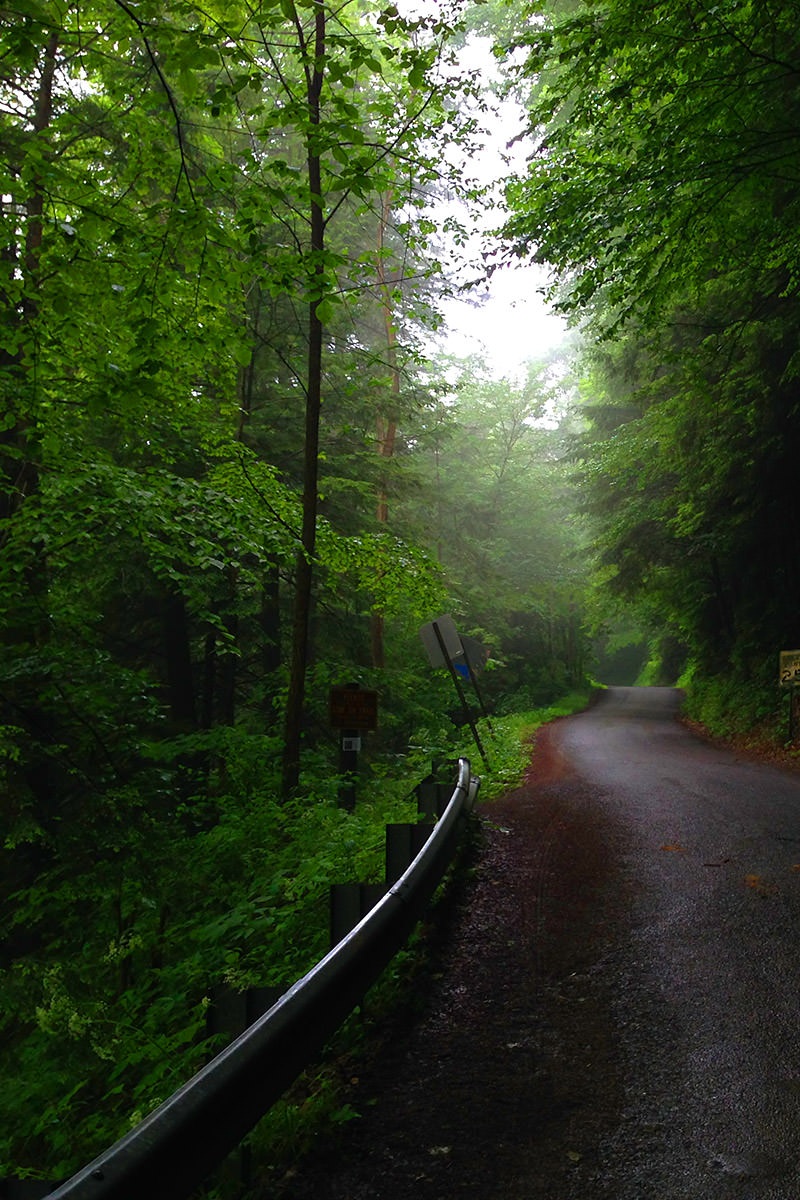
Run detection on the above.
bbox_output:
[342,735,361,752]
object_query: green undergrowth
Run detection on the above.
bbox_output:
[680,662,791,749]
[454,688,593,800]
[1,777,420,1181]
[210,820,483,1199]
[2,691,590,1185]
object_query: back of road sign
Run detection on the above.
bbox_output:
[419,614,462,668]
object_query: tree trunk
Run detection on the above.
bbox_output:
[371,192,400,668]
[1,31,60,824]
[202,631,216,729]
[1,28,58,522]
[260,558,281,678]
[282,2,326,798]
[164,590,196,732]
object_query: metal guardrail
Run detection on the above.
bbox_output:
[46,758,478,1200]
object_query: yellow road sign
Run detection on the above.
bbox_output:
[779,650,800,686]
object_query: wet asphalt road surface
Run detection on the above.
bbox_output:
[557,686,800,1197]
[271,686,800,1200]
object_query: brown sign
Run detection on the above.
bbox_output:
[329,686,379,731]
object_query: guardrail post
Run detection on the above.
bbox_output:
[329,882,387,948]
[385,823,431,885]
[415,777,449,820]
[206,985,284,1045]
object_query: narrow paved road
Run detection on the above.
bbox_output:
[270,687,800,1199]
[556,686,800,1197]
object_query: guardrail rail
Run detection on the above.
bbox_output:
[45,758,479,1200]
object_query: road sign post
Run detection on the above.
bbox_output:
[420,616,490,772]
[778,651,800,743]
[329,684,379,810]
[454,634,494,736]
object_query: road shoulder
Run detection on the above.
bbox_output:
[265,723,632,1199]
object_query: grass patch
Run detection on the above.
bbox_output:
[452,688,593,800]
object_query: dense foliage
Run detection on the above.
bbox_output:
[0,0,589,1180]
[17,0,800,1178]
[499,0,800,732]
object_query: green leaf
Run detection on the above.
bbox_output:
[314,297,337,324]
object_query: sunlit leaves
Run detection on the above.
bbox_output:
[318,527,446,620]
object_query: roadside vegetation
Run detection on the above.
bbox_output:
[495,0,800,744]
[5,0,798,1184]
[454,689,592,800]
[203,684,595,1198]
[0,0,589,1182]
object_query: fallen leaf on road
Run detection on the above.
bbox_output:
[744,874,777,896]
[661,844,686,852]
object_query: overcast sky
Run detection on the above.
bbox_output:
[414,20,567,379]
[436,264,566,379]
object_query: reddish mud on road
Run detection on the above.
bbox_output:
[270,688,800,1200]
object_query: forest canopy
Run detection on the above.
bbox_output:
[499,0,800,726]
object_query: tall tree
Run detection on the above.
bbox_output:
[500,0,800,330]
[497,0,800,710]
[278,0,328,798]
[397,354,587,705]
